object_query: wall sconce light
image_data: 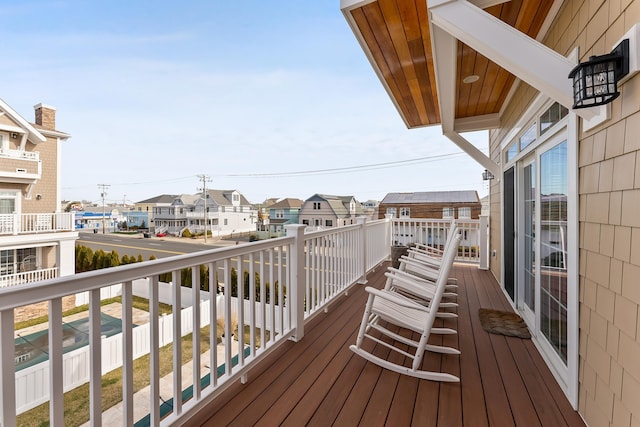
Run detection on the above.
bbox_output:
[568,39,629,109]
[10,132,18,139]
[482,170,495,181]
[35,194,42,200]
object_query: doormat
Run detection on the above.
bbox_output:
[478,308,531,339]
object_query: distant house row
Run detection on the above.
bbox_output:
[81,190,482,239]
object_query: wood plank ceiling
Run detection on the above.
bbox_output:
[345,0,555,128]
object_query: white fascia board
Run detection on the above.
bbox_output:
[341,0,413,128]
[428,0,598,122]
[430,25,457,133]
[0,98,46,143]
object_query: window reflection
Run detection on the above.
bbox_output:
[540,141,568,363]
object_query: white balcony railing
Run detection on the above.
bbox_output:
[0,218,391,426]
[0,268,57,288]
[391,218,483,263]
[0,213,75,235]
[0,149,39,161]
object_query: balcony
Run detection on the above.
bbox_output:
[0,149,41,182]
[0,218,583,426]
[0,213,75,235]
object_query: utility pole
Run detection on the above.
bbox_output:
[98,183,110,234]
[197,174,211,243]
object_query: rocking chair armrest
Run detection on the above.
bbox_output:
[365,287,430,312]
[386,267,437,286]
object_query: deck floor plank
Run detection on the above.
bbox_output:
[195,263,585,427]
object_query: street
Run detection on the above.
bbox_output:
[76,231,235,260]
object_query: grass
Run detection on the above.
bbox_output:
[14,296,173,330]
[17,323,223,427]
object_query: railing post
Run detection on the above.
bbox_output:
[385,214,394,260]
[13,213,19,235]
[357,217,367,284]
[0,310,16,427]
[285,224,306,342]
[479,214,489,270]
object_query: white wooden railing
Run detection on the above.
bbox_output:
[0,268,57,288]
[391,218,483,263]
[0,213,75,235]
[0,149,39,161]
[0,218,391,427]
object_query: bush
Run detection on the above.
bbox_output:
[182,228,192,238]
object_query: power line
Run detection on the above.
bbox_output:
[219,152,468,178]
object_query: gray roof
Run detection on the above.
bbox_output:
[206,189,251,206]
[305,194,364,217]
[136,194,178,204]
[269,198,303,209]
[381,191,479,204]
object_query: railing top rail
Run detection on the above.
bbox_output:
[303,223,362,240]
[0,236,294,311]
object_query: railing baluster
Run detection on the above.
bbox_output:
[48,298,64,426]
[236,255,244,365]
[172,270,182,416]
[259,252,265,349]
[122,281,133,426]
[268,249,275,342]
[89,289,102,427]
[208,261,217,387]
[149,275,160,427]
[192,265,201,401]
[223,259,232,375]
[248,253,256,356]
[0,309,16,427]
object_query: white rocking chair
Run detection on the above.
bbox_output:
[350,234,461,382]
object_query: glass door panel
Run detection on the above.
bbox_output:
[523,162,536,314]
[539,141,568,363]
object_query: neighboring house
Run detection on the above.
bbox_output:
[360,199,379,220]
[187,189,257,237]
[264,198,303,236]
[298,194,364,229]
[343,0,640,424]
[74,206,120,231]
[0,100,76,287]
[380,191,482,247]
[378,191,481,220]
[133,194,176,232]
[255,197,279,232]
[153,193,199,236]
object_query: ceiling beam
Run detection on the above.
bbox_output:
[430,16,500,174]
[428,0,599,122]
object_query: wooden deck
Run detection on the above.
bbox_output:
[191,263,585,426]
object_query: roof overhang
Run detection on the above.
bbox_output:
[0,98,47,144]
[342,0,605,175]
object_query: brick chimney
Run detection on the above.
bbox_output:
[34,103,56,129]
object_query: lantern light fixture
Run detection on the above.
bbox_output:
[568,39,629,109]
[482,170,494,181]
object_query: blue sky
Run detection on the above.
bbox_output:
[1,1,489,205]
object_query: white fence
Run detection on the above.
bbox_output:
[15,286,290,415]
[0,219,391,426]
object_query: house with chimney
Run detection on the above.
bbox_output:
[0,99,75,287]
